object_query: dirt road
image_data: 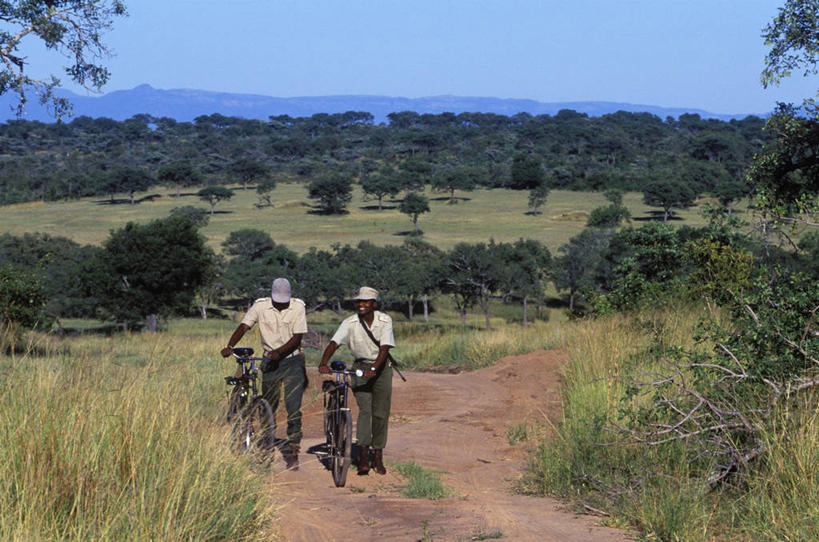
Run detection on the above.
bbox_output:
[270,350,631,541]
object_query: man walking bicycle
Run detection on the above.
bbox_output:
[222,278,307,470]
[319,286,394,475]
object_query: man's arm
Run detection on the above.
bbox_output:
[269,333,303,361]
[318,340,339,373]
[220,323,250,357]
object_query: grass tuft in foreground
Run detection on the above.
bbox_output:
[393,461,449,500]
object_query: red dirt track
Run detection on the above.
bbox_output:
[271,350,631,541]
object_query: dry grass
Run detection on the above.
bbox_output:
[0,329,280,541]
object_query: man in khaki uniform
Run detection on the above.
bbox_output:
[221,278,307,470]
[319,286,394,475]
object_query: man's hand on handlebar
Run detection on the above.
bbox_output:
[362,368,376,378]
[220,346,233,358]
[318,363,330,374]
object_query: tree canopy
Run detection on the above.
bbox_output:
[0,1,127,118]
[94,216,213,330]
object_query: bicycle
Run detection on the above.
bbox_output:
[224,347,275,458]
[322,360,363,487]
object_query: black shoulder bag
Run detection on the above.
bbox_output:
[357,314,407,382]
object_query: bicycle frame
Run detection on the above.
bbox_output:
[224,347,275,457]
[225,347,265,400]
[322,360,362,487]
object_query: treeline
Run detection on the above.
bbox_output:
[0,109,768,205]
[4,207,816,333]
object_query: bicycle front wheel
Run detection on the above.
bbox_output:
[232,397,275,458]
[226,385,247,424]
[331,408,353,487]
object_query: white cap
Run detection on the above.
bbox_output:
[353,286,379,301]
[271,278,292,303]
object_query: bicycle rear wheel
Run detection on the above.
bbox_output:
[331,408,353,487]
[232,397,275,457]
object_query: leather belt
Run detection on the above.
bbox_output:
[264,350,302,360]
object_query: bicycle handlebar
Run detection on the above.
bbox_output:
[331,368,364,377]
[232,353,266,362]
[328,360,364,377]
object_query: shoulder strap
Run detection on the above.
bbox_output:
[357,313,381,346]
[357,314,400,368]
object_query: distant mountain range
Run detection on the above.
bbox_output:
[0,84,758,124]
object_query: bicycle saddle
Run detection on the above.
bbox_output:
[233,347,254,357]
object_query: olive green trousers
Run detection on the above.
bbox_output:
[351,361,393,449]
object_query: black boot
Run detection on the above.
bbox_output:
[357,445,370,475]
[374,449,386,475]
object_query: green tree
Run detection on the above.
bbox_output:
[108,166,153,204]
[711,180,748,214]
[496,239,551,325]
[169,205,209,227]
[396,158,431,193]
[158,160,203,198]
[0,1,127,118]
[222,229,277,261]
[293,247,348,313]
[96,216,213,331]
[431,166,478,204]
[255,177,277,207]
[361,166,401,211]
[440,242,501,328]
[0,262,50,329]
[221,230,297,302]
[603,188,624,206]
[510,153,544,190]
[587,204,631,228]
[0,232,99,318]
[402,237,444,321]
[307,172,353,214]
[527,181,549,214]
[762,0,819,100]
[197,185,234,215]
[642,180,697,222]
[228,158,269,190]
[553,228,613,311]
[399,192,430,234]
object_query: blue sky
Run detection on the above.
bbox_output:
[20,0,818,115]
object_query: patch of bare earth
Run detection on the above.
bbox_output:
[270,349,631,541]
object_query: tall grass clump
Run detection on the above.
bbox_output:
[521,305,719,539]
[737,395,819,540]
[523,301,819,540]
[0,331,278,540]
[398,320,564,370]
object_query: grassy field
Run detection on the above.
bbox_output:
[0,183,727,254]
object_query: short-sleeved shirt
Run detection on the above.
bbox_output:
[241,297,308,353]
[330,310,395,361]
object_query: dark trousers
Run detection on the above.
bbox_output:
[351,361,393,449]
[261,353,306,447]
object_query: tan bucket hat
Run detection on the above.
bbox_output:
[353,286,379,301]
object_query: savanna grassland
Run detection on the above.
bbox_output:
[2,177,815,541]
[0,184,718,253]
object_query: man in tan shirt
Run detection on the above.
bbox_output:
[319,286,394,475]
[221,278,307,469]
